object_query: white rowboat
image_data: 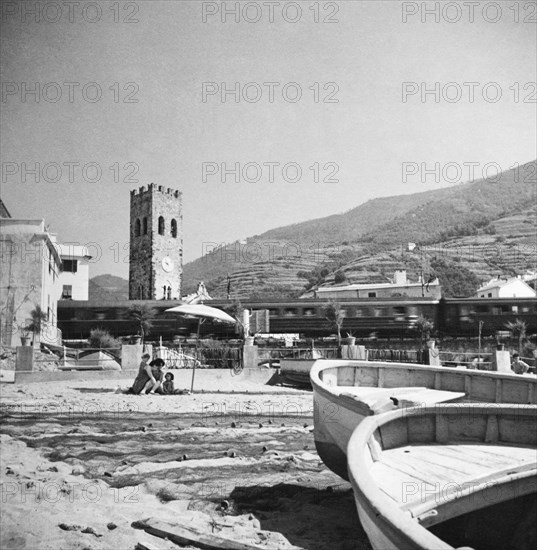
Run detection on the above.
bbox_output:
[347,404,537,550]
[311,359,537,480]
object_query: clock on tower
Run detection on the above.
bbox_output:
[161,257,174,273]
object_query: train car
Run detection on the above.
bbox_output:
[58,297,440,340]
[214,297,439,338]
[58,295,535,341]
[57,300,199,340]
[439,297,537,337]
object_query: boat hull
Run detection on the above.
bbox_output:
[311,360,537,479]
[280,359,315,387]
[347,404,537,550]
[313,382,368,480]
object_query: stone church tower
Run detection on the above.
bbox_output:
[129,184,183,300]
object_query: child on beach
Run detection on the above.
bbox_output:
[162,372,175,394]
[159,372,190,395]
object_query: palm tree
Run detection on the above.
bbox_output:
[505,319,527,355]
[323,301,345,346]
[127,304,156,347]
[226,299,247,339]
[25,305,48,346]
[414,315,434,348]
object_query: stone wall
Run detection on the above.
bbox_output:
[150,185,183,300]
[121,343,153,370]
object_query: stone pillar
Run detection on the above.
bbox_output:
[121,344,153,370]
[243,345,258,369]
[491,350,511,373]
[242,309,250,340]
[425,340,441,366]
[16,347,34,372]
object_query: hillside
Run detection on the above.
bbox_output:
[92,161,536,301]
[89,274,129,302]
[256,189,452,246]
[183,160,536,298]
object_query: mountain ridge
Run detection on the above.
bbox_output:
[89,160,537,300]
[183,159,536,297]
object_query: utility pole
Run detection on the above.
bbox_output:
[478,320,484,359]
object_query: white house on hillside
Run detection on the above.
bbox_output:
[314,270,442,299]
[56,244,92,301]
[476,277,536,299]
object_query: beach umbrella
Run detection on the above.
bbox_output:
[166,304,237,391]
[166,304,236,325]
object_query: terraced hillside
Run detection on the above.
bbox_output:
[90,162,536,300]
[182,160,536,298]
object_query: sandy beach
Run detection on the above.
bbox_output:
[0,375,370,550]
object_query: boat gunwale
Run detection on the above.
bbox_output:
[346,404,537,550]
[310,360,537,409]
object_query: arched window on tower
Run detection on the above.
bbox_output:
[158,216,165,235]
[171,219,177,238]
[143,217,148,235]
[135,219,141,237]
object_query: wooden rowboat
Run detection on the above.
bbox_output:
[311,359,537,480]
[280,359,316,387]
[347,404,537,550]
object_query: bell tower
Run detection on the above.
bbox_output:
[129,184,183,300]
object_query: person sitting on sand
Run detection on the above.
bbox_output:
[511,353,530,375]
[128,353,154,394]
[162,372,175,394]
[157,371,190,395]
[142,358,166,394]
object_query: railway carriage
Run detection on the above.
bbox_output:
[58,297,440,340]
[57,296,535,341]
[439,297,537,337]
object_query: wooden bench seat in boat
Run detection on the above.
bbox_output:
[371,442,537,527]
[339,386,466,415]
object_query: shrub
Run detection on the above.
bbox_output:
[89,329,120,349]
[126,304,156,345]
[334,270,347,284]
[430,258,481,297]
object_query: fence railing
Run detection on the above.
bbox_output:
[161,344,243,370]
[438,351,536,370]
[257,347,339,363]
[438,351,494,370]
[28,342,537,373]
[367,348,425,364]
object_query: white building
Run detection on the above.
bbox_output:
[0,218,62,347]
[56,244,92,301]
[314,270,442,299]
[476,277,536,299]
[182,281,212,304]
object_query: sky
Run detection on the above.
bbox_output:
[1,0,536,278]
